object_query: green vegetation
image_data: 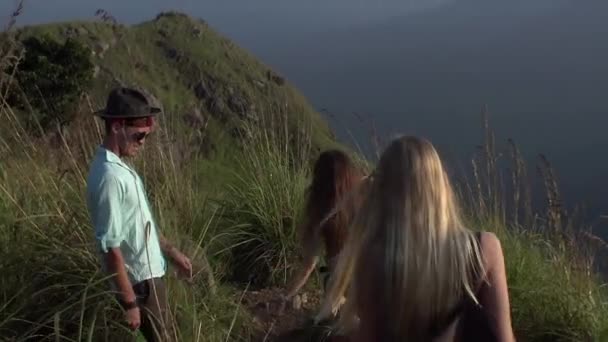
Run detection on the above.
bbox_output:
[461,119,608,341]
[9,10,336,153]
[218,114,313,287]
[502,228,608,341]
[6,35,94,133]
[1,9,607,342]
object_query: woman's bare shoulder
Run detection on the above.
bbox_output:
[478,231,505,271]
[479,231,501,248]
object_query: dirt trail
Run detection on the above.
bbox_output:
[241,287,324,341]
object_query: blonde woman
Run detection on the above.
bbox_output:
[317,136,515,341]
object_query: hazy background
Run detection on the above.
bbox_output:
[2,0,607,228]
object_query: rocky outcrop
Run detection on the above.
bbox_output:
[154,11,190,21]
[156,40,187,64]
[92,65,100,78]
[164,46,180,59]
[193,78,215,100]
[266,70,285,86]
[209,97,225,114]
[158,28,168,38]
[62,25,88,38]
[227,88,246,113]
[93,41,110,58]
[183,106,206,130]
[227,88,258,122]
[253,79,266,89]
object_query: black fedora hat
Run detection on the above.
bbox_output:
[94,87,161,119]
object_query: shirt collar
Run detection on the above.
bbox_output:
[96,146,134,171]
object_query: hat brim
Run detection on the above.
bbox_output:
[93,107,161,118]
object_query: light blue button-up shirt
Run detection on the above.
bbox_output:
[86,146,166,284]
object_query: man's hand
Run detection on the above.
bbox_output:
[126,307,141,330]
[169,249,193,281]
[158,234,193,282]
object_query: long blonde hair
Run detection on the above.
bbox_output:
[317,136,484,340]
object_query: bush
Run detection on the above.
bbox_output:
[7,35,93,133]
[218,115,313,288]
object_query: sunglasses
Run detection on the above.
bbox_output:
[131,131,151,142]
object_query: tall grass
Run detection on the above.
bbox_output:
[218,113,313,288]
[460,111,608,341]
[501,229,608,341]
[0,93,254,341]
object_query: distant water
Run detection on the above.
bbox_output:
[216,0,608,232]
[3,0,607,232]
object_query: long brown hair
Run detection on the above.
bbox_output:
[301,150,361,259]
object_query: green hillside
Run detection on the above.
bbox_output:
[14,11,336,156]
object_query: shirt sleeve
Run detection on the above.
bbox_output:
[91,175,125,253]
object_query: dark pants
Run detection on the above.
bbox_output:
[132,278,171,342]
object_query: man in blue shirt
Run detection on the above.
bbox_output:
[86,87,192,341]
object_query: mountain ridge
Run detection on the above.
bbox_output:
[10,11,337,159]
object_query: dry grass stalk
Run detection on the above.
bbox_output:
[537,154,562,232]
[0,1,24,105]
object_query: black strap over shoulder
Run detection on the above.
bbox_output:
[457,231,499,342]
[428,231,484,339]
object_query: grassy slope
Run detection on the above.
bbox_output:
[15,12,338,186]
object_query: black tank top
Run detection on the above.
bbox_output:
[429,232,499,342]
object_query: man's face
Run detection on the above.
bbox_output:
[117,124,152,157]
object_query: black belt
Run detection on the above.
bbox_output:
[117,277,164,310]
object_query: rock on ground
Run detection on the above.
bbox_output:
[242,287,323,341]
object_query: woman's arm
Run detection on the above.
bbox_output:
[480,232,515,342]
[285,219,323,299]
[285,252,319,299]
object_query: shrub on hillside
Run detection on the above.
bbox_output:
[219,115,313,288]
[6,35,93,133]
